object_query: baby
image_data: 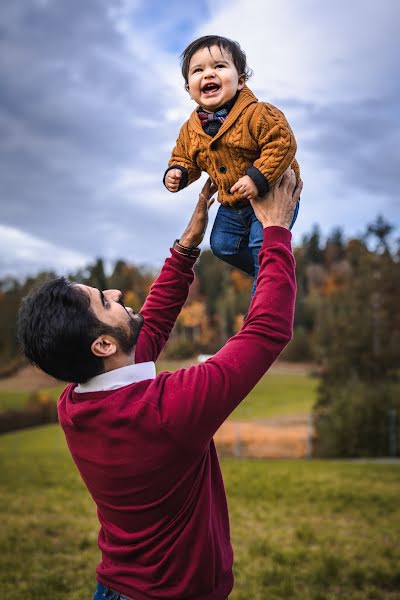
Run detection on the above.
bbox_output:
[164,35,301,295]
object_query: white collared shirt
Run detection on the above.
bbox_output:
[74,362,156,393]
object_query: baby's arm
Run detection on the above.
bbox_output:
[164,122,202,192]
[246,103,299,193]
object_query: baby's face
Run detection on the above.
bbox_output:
[187,45,245,112]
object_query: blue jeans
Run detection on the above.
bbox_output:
[93,581,133,600]
[94,581,228,599]
[210,200,299,297]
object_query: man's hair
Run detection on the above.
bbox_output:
[17,277,141,384]
[180,35,253,85]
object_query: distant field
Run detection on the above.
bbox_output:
[159,360,317,420]
[0,386,64,412]
[0,361,317,420]
[1,425,399,600]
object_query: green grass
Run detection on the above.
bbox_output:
[1,425,399,599]
[0,363,316,421]
[231,372,317,420]
[0,386,64,412]
[158,360,318,420]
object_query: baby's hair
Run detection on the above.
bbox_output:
[180,35,253,86]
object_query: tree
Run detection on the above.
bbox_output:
[366,215,394,255]
[313,220,400,457]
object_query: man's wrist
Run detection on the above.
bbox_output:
[173,239,201,258]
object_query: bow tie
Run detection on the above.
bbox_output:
[197,107,229,128]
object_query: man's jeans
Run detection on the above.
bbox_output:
[210,200,300,297]
[94,581,229,599]
[94,581,133,600]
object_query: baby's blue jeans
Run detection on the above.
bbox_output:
[210,200,299,297]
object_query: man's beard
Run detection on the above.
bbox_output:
[106,312,145,355]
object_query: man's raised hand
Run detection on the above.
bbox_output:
[250,168,303,229]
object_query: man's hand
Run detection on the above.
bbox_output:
[165,169,182,192]
[179,178,217,248]
[250,168,303,229]
[230,175,258,200]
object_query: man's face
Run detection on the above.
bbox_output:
[75,285,143,352]
[187,45,245,112]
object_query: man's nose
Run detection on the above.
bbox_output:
[103,289,122,302]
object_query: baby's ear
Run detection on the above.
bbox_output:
[237,74,245,90]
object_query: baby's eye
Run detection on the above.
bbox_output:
[193,67,203,73]
[215,64,225,69]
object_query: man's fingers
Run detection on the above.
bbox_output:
[293,179,303,203]
[200,178,218,202]
[207,197,215,209]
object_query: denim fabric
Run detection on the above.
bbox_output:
[94,581,228,599]
[210,200,299,297]
[93,581,133,600]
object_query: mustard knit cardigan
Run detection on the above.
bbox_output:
[166,85,300,207]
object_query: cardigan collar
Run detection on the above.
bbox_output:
[74,361,156,393]
[189,85,258,139]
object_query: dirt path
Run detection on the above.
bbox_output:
[215,418,313,459]
[0,364,60,392]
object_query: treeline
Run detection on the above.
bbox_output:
[1,216,398,367]
[1,216,399,456]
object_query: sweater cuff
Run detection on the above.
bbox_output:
[245,166,269,196]
[170,246,198,267]
[163,165,189,191]
[262,226,292,248]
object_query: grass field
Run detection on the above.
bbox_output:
[1,424,399,600]
[0,386,64,412]
[0,361,317,420]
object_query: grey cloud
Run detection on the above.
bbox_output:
[0,0,181,267]
[274,94,400,200]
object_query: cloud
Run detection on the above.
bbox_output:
[195,0,400,238]
[0,0,399,278]
[0,224,89,278]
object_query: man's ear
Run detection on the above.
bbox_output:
[91,335,117,359]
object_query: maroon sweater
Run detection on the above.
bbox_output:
[58,226,296,600]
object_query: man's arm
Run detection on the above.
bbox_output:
[135,179,216,363]
[156,170,302,451]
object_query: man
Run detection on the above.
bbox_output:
[18,170,301,600]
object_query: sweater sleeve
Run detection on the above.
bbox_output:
[157,227,296,452]
[135,249,197,363]
[249,103,298,188]
[164,122,202,189]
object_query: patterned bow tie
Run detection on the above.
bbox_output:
[197,107,229,128]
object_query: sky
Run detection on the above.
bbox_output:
[0,0,399,278]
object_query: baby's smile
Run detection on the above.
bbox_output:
[202,82,220,95]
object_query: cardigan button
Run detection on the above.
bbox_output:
[210,141,217,149]
[219,166,227,173]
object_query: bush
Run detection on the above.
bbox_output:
[282,326,314,362]
[0,402,58,434]
[313,379,400,457]
[163,338,197,359]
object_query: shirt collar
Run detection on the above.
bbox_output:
[196,89,240,115]
[74,361,156,393]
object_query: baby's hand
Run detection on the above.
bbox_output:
[230,175,258,200]
[165,169,182,192]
